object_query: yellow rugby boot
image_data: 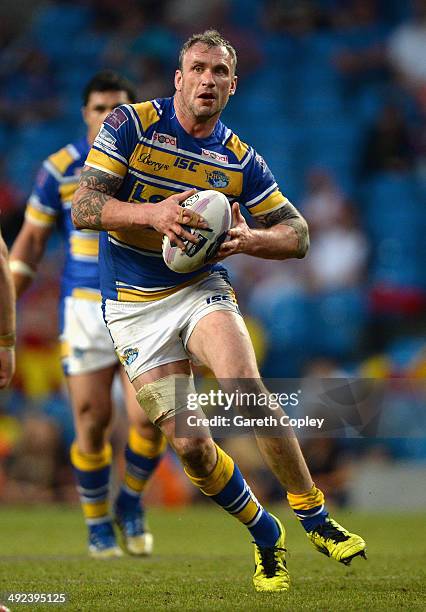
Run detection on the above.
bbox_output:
[253,514,290,592]
[307,517,367,565]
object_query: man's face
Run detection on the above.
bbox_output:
[83,90,131,144]
[175,43,237,121]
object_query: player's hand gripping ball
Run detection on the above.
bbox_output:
[162,190,232,273]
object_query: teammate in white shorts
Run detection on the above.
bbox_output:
[72,32,366,590]
[10,71,165,559]
[0,225,15,389]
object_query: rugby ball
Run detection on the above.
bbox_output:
[162,190,232,273]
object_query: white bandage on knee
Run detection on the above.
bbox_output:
[136,374,196,424]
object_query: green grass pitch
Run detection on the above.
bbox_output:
[0,505,425,611]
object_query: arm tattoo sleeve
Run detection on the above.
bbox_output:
[256,201,310,258]
[72,165,123,229]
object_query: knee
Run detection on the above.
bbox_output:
[173,437,216,472]
[130,417,163,444]
[74,398,111,439]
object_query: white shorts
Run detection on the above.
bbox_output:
[104,272,241,381]
[60,295,117,376]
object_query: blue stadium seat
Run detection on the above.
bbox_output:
[248,286,312,376]
[6,122,69,193]
[30,3,92,64]
[311,289,367,358]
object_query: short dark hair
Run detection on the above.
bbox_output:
[179,29,237,74]
[82,70,137,106]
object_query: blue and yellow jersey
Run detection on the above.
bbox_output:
[86,97,290,302]
[25,138,100,300]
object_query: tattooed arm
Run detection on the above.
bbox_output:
[72,165,206,249]
[256,201,310,259]
[216,201,309,262]
[72,165,142,231]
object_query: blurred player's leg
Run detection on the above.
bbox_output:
[187,310,366,565]
[68,367,123,558]
[114,371,166,555]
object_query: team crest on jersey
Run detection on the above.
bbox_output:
[104,107,128,130]
[120,347,139,366]
[205,170,229,188]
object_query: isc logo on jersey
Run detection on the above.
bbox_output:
[162,190,232,273]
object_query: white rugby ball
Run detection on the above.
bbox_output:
[162,190,232,273]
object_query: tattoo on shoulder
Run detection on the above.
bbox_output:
[257,201,310,258]
[72,166,123,229]
[79,165,123,195]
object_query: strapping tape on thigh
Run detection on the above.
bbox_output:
[136,374,196,424]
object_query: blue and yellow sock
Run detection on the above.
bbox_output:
[70,442,112,527]
[185,444,279,547]
[287,485,329,532]
[115,427,167,512]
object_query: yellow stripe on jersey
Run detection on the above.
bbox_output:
[110,228,162,252]
[25,204,56,227]
[71,288,102,301]
[117,272,209,302]
[225,134,250,162]
[132,101,161,131]
[249,191,288,217]
[59,181,78,202]
[48,147,75,174]
[86,148,127,177]
[70,235,99,258]
[129,144,243,194]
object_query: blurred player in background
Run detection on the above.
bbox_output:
[10,71,165,559]
[72,32,366,591]
[0,226,15,389]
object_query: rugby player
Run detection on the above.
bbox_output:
[72,33,366,590]
[10,71,165,559]
[0,226,15,389]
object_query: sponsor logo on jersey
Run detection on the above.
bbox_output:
[153,132,177,147]
[174,156,200,172]
[201,149,228,163]
[137,152,170,172]
[104,108,128,130]
[120,347,139,366]
[205,169,230,188]
[96,127,117,148]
